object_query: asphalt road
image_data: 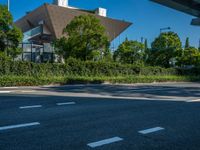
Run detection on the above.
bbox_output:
[0,83,200,150]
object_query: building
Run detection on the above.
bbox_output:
[15,0,132,62]
[150,0,200,26]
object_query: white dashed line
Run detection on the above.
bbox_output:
[3,87,18,89]
[19,90,36,93]
[0,122,40,131]
[87,137,123,148]
[0,91,11,94]
[138,127,164,135]
[56,102,76,106]
[186,99,200,103]
[19,105,42,109]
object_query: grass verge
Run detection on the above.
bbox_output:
[0,75,200,87]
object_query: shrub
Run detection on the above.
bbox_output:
[0,58,196,77]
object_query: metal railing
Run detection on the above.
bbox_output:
[23,26,42,42]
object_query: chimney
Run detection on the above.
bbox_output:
[95,8,107,17]
[53,0,68,7]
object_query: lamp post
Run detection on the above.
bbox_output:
[160,27,171,33]
[7,0,10,11]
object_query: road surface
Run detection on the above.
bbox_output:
[0,83,200,150]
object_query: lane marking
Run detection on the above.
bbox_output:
[0,91,11,94]
[0,122,40,131]
[3,87,18,89]
[186,99,200,103]
[56,102,76,106]
[19,105,42,109]
[19,90,36,93]
[87,137,123,148]
[138,127,164,135]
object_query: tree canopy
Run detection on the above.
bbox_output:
[54,14,110,61]
[0,5,23,58]
[148,32,182,68]
[114,39,145,65]
[177,47,200,67]
[151,32,182,51]
[185,37,190,49]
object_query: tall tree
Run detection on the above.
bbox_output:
[0,4,23,58]
[177,47,200,67]
[144,39,149,63]
[54,14,110,61]
[144,39,148,51]
[148,32,182,68]
[185,37,190,49]
[113,40,145,64]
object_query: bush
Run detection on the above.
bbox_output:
[0,75,200,87]
[176,67,200,76]
[0,58,178,77]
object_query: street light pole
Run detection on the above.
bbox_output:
[160,27,171,33]
[7,0,10,11]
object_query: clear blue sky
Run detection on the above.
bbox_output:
[1,0,200,48]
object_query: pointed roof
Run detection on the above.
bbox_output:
[15,3,132,41]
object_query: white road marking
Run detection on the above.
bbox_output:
[0,122,40,131]
[3,87,18,89]
[19,105,42,109]
[56,102,76,106]
[0,91,11,94]
[186,99,200,103]
[87,137,123,148]
[19,90,36,93]
[138,127,164,135]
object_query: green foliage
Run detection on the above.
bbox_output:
[144,39,148,50]
[148,32,182,68]
[54,14,110,61]
[114,39,145,64]
[176,47,200,67]
[0,5,23,58]
[0,75,199,86]
[144,39,150,63]
[151,32,182,50]
[0,58,200,86]
[0,59,177,77]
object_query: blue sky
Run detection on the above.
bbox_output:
[1,0,200,48]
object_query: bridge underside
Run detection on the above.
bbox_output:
[151,0,200,26]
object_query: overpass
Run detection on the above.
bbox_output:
[150,0,200,26]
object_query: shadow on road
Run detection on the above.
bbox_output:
[37,84,200,98]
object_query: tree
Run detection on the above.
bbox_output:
[177,47,200,67]
[144,39,148,51]
[148,32,182,68]
[0,5,23,58]
[144,39,149,63]
[113,39,145,64]
[185,37,190,49]
[54,14,110,61]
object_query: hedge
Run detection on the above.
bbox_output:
[0,59,179,77]
[1,75,200,87]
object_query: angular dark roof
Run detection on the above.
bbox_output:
[15,3,132,41]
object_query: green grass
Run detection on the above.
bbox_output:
[0,75,200,87]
